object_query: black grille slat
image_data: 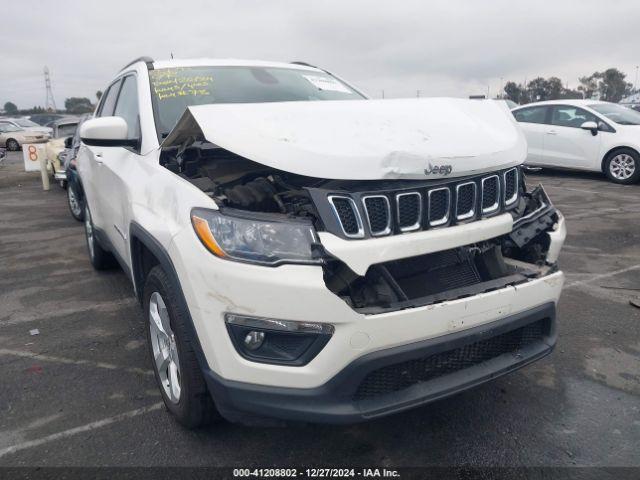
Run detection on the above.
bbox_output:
[331,197,360,236]
[504,169,518,203]
[397,193,421,230]
[354,320,547,401]
[481,176,499,212]
[428,189,449,225]
[324,167,520,239]
[456,182,476,219]
[363,196,390,235]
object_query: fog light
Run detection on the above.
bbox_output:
[225,313,334,366]
[244,331,265,351]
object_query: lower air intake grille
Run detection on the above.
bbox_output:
[354,319,547,401]
[330,197,360,236]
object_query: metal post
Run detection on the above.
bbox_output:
[38,153,50,191]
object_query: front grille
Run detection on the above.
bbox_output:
[354,319,547,401]
[481,175,500,213]
[504,168,518,205]
[428,188,450,226]
[363,196,391,235]
[321,167,520,239]
[455,182,476,220]
[396,192,421,231]
[329,196,362,237]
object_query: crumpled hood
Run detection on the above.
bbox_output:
[162,98,526,180]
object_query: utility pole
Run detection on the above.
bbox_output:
[499,77,503,99]
[635,66,639,93]
[44,66,57,112]
[381,90,385,99]
[416,90,421,98]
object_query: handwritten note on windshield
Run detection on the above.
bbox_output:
[150,68,214,101]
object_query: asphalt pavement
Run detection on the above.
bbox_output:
[1,151,639,467]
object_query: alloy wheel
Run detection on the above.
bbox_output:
[609,153,636,181]
[149,292,182,403]
[68,187,82,218]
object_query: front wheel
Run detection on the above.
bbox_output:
[6,139,19,151]
[143,265,219,428]
[604,149,640,184]
[68,184,84,221]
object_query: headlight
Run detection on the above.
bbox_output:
[191,208,321,266]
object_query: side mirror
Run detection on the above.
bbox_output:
[580,121,598,136]
[80,117,138,148]
[64,136,73,148]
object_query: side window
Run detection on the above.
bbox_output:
[98,80,122,117]
[513,106,549,124]
[550,106,598,128]
[113,76,140,141]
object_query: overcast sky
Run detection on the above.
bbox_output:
[2,0,639,109]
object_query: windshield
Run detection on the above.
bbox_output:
[149,66,364,137]
[0,125,21,132]
[14,119,39,128]
[589,103,640,126]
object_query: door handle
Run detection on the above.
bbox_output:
[546,130,558,135]
[94,152,104,163]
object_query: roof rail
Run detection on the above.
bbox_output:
[290,61,320,69]
[120,56,154,72]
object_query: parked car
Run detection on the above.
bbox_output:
[78,57,565,428]
[0,147,6,163]
[512,100,640,184]
[45,117,80,185]
[0,124,49,150]
[0,118,52,136]
[64,116,90,221]
[29,113,65,126]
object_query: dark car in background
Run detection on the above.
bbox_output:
[63,115,90,221]
[29,113,65,126]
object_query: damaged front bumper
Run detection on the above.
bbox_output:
[170,183,565,422]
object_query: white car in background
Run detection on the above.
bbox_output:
[0,118,53,137]
[0,124,49,150]
[512,100,640,184]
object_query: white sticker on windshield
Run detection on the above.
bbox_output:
[303,75,352,93]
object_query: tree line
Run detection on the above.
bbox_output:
[3,91,103,116]
[503,68,635,105]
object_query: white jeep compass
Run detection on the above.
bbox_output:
[77,57,566,427]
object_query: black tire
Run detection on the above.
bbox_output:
[83,204,115,269]
[603,148,640,185]
[67,184,84,221]
[143,265,220,428]
[6,139,20,151]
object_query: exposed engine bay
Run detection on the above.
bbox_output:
[161,143,561,314]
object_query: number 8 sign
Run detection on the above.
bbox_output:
[22,143,47,172]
